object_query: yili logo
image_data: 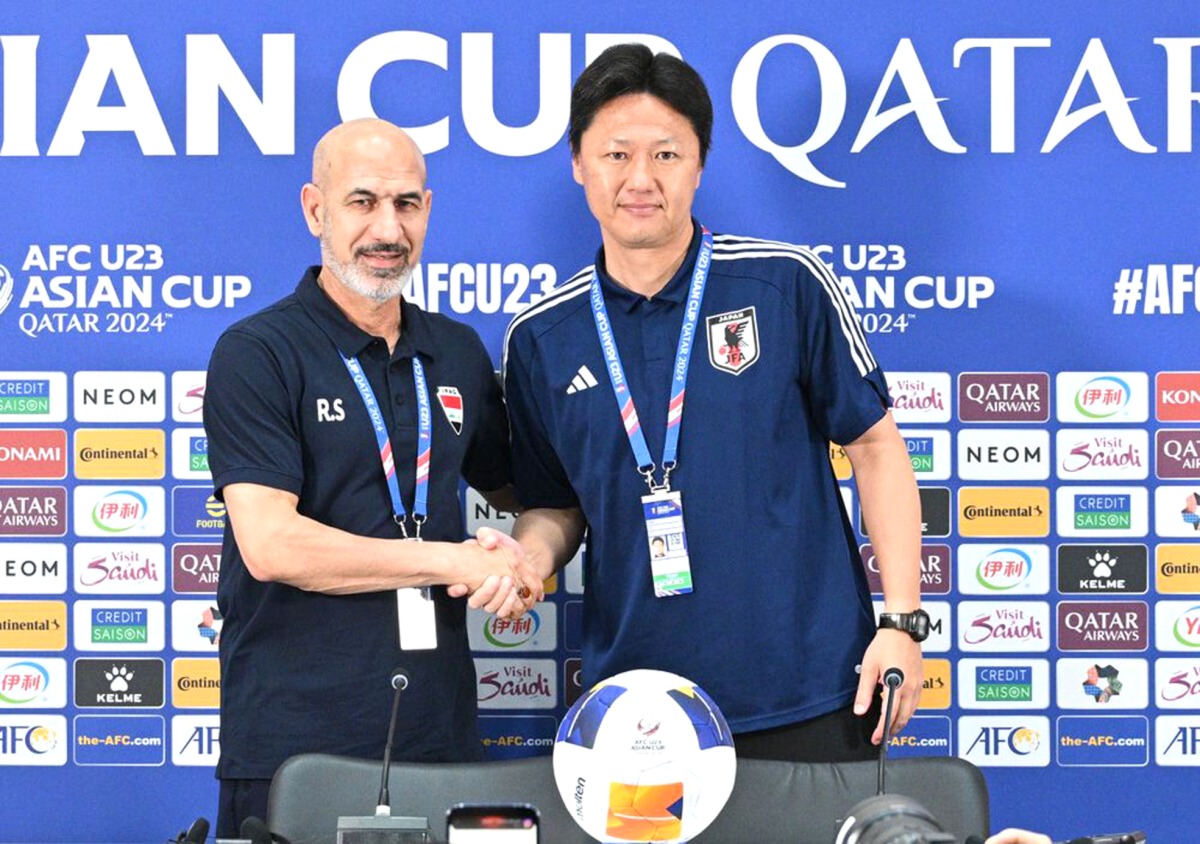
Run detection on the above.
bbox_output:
[1075,376,1132,419]
[1173,605,1200,649]
[0,660,50,705]
[91,490,149,533]
[484,611,541,648]
[975,547,1032,591]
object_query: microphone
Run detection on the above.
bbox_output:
[239,817,272,844]
[175,818,209,844]
[336,667,430,843]
[377,667,411,814]
[877,667,904,796]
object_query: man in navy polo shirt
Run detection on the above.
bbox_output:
[499,45,925,762]
[204,119,539,837]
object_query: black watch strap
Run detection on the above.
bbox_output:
[878,609,930,642]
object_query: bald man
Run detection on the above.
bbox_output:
[204,119,540,835]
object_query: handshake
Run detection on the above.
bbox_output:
[446,526,546,620]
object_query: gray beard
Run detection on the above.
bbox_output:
[320,233,411,303]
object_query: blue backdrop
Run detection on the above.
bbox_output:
[2,2,1199,841]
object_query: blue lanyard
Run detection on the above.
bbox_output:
[340,352,432,539]
[589,228,713,492]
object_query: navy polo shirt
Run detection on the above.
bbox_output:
[204,266,510,779]
[504,224,889,733]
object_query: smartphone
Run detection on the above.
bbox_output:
[445,804,539,844]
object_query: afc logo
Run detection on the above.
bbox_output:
[965,725,1039,756]
[316,398,344,422]
[180,724,219,755]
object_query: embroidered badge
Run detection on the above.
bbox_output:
[705,307,760,375]
[436,386,464,435]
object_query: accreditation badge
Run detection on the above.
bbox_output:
[397,586,438,650]
[641,490,693,597]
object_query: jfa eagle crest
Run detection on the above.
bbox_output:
[705,307,760,375]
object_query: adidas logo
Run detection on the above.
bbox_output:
[566,365,599,395]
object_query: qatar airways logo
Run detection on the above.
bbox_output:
[3,33,1194,188]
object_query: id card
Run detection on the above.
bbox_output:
[641,490,693,597]
[397,587,438,650]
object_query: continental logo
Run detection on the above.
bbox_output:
[171,658,220,708]
[0,429,67,479]
[918,659,951,709]
[828,443,851,480]
[958,487,1050,537]
[1158,545,1200,593]
[0,601,67,651]
[74,429,165,480]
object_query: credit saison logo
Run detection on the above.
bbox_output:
[975,665,1033,703]
[2,33,1194,189]
[1073,493,1131,530]
[73,601,164,652]
[5,245,251,339]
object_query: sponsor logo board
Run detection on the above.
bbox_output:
[1055,487,1147,538]
[73,543,165,594]
[73,371,165,423]
[72,601,164,652]
[957,659,1049,709]
[0,543,67,594]
[474,658,556,710]
[1056,429,1149,481]
[1056,658,1149,709]
[957,373,1049,423]
[73,714,165,766]
[957,429,1049,480]
[958,487,1050,537]
[956,544,1049,595]
[74,658,165,708]
[74,429,165,479]
[959,716,1051,767]
[1055,372,1148,423]
[0,657,67,708]
[1057,544,1148,594]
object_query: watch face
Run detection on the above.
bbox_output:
[910,611,930,640]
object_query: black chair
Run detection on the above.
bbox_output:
[268,753,988,844]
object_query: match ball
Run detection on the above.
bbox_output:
[552,669,737,842]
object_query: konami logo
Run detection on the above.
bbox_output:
[1157,372,1200,422]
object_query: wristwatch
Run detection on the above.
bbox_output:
[878,609,931,642]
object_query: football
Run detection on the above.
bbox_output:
[552,669,737,842]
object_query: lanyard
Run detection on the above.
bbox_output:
[340,351,432,539]
[589,228,713,492]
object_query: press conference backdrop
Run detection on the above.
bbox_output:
[1,1,1199,841]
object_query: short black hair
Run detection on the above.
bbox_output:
[569,43,713,165]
